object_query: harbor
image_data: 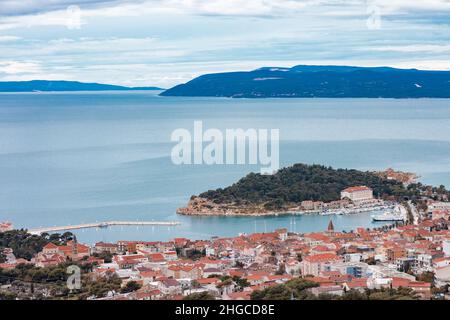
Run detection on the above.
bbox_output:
[251,203,396,217]
[371,205,407,222]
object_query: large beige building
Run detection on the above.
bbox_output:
[340,186,373,202]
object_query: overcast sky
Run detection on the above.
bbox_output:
[0,0,449,88]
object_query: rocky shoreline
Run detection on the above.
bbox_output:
[176,196,293,216]
[176,196,389,217]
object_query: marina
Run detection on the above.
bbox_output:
[371,205,407,222]
[318,205,395,216]
[285,204,395,217]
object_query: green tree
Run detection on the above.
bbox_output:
[183,292,215,300]
[198,163,413,210]
[251,278,318,300]
[120,280,142,293]
[416,271,434,284]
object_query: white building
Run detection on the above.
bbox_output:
[329,262,369,278]
[435,265,450,287]
[344,253,363,263]
[430,202,450,210]
[443,240,450,257]
[340,186,373,202]
[415,254,433,272]
[367,265,415,281]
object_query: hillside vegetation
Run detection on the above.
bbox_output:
[199,164,412,208]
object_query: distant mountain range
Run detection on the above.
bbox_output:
[0,80,163,92]
[160,65,450,98]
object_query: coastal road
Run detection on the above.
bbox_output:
[407,201,419,225]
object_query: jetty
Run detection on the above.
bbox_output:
[28,220,181,235]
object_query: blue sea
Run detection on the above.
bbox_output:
[1,91,450,244]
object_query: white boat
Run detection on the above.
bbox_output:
[371,211,404,222]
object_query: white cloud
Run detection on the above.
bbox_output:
[2,0,450,17]
[392,60,450,71]
[373,0,450,14]
[370,44,450,53]
[0,0,449,86]
[0,0,127,16]
[0,60,41,74]
[1,0,450,30]
[0,35,21,41]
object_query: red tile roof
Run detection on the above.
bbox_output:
[345,278,368,288]
[342,186,372,193]
[148,253,165,262]
[304,253,340,263]
[43,242,58,249]
[197,277,220,285]
[408,281,431,288]
[226,291,251,300]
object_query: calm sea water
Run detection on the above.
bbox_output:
[1,91,450,244]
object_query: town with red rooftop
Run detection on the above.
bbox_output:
[1,191,450,300]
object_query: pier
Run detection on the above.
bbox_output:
[28,220,181,235]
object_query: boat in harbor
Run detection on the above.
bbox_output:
[371,211,404,222]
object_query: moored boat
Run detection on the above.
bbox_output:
[371,211,404,222]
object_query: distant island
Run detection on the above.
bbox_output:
[177,164,447,216]
[0,80,163,92]
[161,65,450,98]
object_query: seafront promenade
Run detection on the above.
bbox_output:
[28,220,181,235]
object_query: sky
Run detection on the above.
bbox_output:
[0,0,450,88]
